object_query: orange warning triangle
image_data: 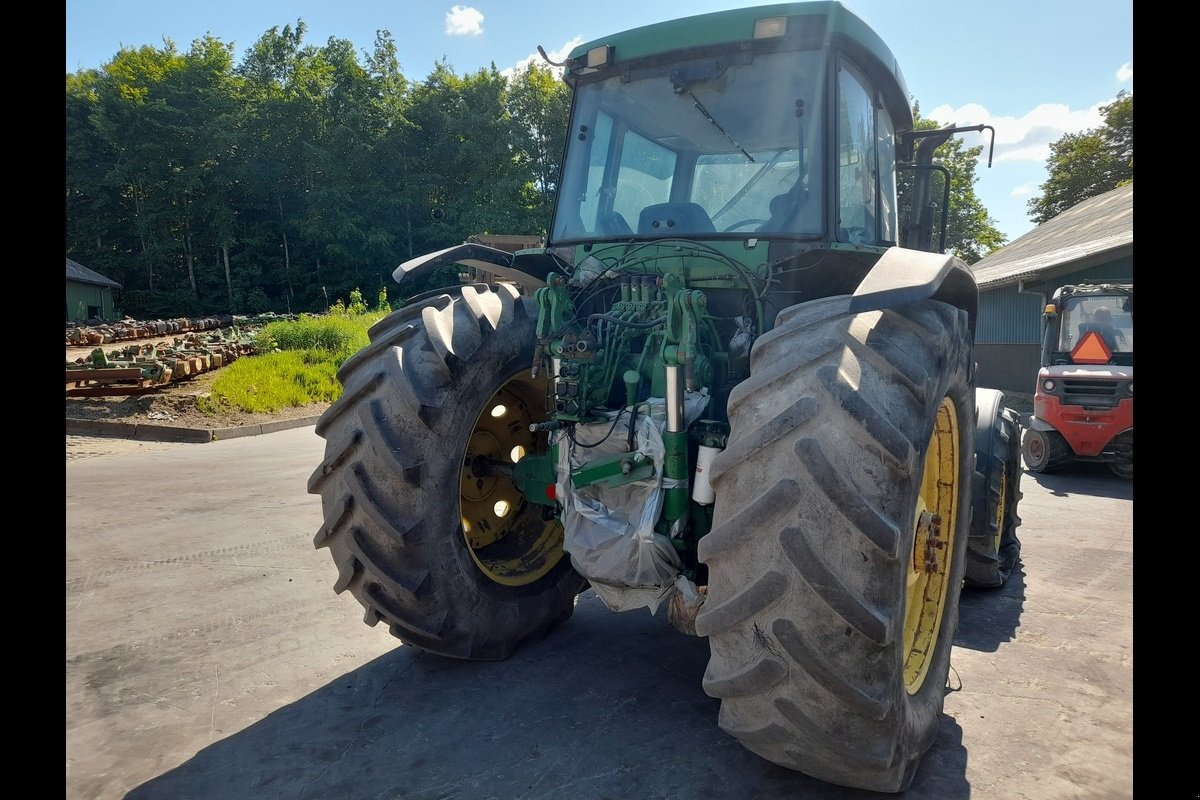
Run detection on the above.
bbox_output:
[1071,331,1113,364]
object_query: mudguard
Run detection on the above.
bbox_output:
[848,247,978,334]
[393,243,565,288]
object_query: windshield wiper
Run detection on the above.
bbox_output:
[671,71,754,163]
[711,148,789,221]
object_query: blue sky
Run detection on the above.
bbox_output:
[65,0,1133,243]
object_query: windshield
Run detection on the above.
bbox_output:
[1059,293,1134,353]
[551,48,826,243]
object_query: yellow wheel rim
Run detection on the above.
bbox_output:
[459,372,565,587]
[903,396,960,694]
[993,468,1007,552]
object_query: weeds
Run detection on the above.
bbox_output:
[206,306,387,413]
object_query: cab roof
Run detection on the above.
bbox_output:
[566,2,909,123]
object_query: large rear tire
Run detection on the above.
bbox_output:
[964,390,1023,588]
[695,296,974,793]
[309,283,585,661]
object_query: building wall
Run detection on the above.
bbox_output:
[975,343,1041,394]
[66,281,114,321]
[976,284,1045,345]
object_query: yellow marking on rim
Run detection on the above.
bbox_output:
[459,374,565,587]
[993,469,1007,552]
[903,396,960,694]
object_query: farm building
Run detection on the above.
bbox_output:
[66,257,122,322]
[970,183,1133,394]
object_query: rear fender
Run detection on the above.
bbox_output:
[393,244,563,288]
[847,247,978,335]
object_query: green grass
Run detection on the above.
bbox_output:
[202,312,386,414]
[254,314,376,359]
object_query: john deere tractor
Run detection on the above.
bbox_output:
[309,2,1022,791]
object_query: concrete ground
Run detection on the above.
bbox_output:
[66,429,1132,799]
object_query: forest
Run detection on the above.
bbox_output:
[66,22,569,318]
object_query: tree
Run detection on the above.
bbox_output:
[507,62,570,230]
[67,22,578,317]
[66,69,124,280]
[898,104,1005,264]
[235,21,320,312]
[1027,91,1132,224]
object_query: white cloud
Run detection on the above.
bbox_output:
[445,5,484,37]
[1116,62,1133,83]
[1010,182,1036,198]
[926,101,1105,164]
[501,36,584,81]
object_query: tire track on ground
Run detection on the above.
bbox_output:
[67,535,305,591]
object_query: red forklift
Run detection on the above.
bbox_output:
[1022,283,1133,478]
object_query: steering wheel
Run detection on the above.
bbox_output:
[722,218,768,232]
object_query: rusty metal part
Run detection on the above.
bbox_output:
[65,312,295,347]
[912,511,945,574]
[65,325,264,397]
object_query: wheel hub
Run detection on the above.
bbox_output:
[903,396,960,694]
[459,376,567,586]
[912,511,945,574]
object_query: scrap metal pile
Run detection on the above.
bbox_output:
[65,312,295,347]
[65,322,277,397]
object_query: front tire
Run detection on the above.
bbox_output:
[1022,426,1071,473]
[1107,431,1133,479]
[695,296,974,793]
[309,283,584,661]
[964,390,1023,588]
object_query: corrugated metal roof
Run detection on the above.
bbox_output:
[66,257,122,289]
[971,183,1132,289]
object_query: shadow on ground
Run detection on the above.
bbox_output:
[956,562,1026,653]
[1025,462,1133,500]
[126,594,969,800]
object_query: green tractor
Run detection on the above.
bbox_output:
[309,2,1022,791]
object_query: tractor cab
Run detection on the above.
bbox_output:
[545,2,915,307]
[549,12,902,250]
[1045,285,1134,366]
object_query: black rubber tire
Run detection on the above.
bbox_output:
[1021,426,1071,473]
[695,296,974,793]
[1107,430,1133,479]
[964,390,1023,588]
[308,283,585,661]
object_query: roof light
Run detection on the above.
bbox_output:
[754,16,788,38]
[586,45,613,68]
[1044,303,1057,314]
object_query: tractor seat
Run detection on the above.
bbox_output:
[761,184,810,232]
[638,202,715,235]
[597,211,633,236]
[1077,322,1120,351]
